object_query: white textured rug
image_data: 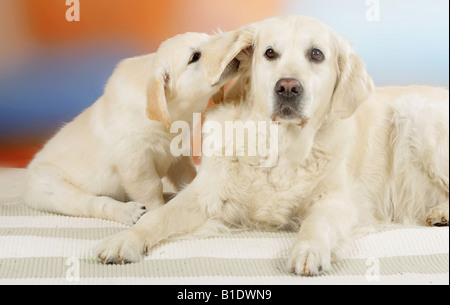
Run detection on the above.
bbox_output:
[0,169,448,285]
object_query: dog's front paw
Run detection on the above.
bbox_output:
[96,230,147,264]
[119,201,147,226]
[288,241,331,276]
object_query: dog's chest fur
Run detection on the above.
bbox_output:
[216,127,338,230]
[202,103,349,231]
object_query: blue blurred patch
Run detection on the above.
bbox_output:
[284,0,449,87]
[0,43,141,140]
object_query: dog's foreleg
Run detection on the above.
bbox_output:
[96,186,208,264]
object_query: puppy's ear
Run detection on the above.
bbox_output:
[147,71,172,127]
[331,36,374,119]
[202,26,255,86]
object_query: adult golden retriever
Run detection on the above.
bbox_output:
[23,33,227,225]
[97,15,449,275]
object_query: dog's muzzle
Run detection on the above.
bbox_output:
[275,78,303,99]
[272,78,307,125]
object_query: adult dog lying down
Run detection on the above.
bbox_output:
[97,15,449,275]
[23,33,227,225]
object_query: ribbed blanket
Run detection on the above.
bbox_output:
[0,169,448,285]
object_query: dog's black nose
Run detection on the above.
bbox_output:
[275,78,303,98]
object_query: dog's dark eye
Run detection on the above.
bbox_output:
[264,48,278,60]
[189,52,201,64]
[310,49,325,62]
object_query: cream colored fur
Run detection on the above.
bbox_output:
[23,33,225,225]
[96,16,449,276]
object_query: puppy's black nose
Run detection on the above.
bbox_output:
[275,78,303,98]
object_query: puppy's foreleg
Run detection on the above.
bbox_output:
[119,161,165,210]
[96,186,209,264]
[166,156,197,191]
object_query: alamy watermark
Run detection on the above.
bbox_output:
[365,257,380,281]
[65,257,80,282]
[170,113,279,168]
[366,0,381,22]
[65,0,80,22]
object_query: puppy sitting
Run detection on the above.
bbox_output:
[23,33,227,225]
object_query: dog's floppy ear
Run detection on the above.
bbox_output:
[331,36,375,119]
[147,69,172,127]
[202,26,255,86]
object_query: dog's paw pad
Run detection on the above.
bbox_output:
[287,242,331,276]
[96,230,146,264]
[121,201,147,225]
[426,205,449,227]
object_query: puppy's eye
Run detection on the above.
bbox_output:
[310,49,325,62]
[264,48,278,60]
[188,52,201,64]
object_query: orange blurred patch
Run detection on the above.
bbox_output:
[22,0,281,49]
[23,0,175,48]
[5,0,282,168]
[0,144,42,168]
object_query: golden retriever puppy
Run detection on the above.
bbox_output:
[23,32,227,225]
[96,15,449,275]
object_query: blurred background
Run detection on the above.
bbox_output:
[0,0,448,168]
